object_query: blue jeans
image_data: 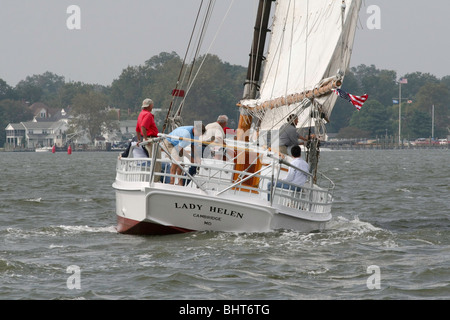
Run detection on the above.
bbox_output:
[267,181,301,201]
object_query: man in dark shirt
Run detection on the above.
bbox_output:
[278,114,314,155]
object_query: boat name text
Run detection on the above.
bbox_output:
[174,202,244,219]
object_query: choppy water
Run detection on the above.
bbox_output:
[0,149,449,300]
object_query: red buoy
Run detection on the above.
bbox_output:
[68,145,72,155]
[52,145,56,153]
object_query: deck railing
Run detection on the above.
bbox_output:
[115,154,334,214]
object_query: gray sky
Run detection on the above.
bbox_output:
[1,0,449,87]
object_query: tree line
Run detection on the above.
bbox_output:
[1,52,449,147]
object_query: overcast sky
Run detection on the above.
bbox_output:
[1,0,449,87]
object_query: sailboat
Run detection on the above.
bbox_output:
[113,0,362,235]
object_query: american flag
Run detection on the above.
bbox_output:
[333,88,368,111]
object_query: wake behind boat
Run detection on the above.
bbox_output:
[113,0,362,235]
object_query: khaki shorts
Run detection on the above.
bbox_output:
[163,140,183,161]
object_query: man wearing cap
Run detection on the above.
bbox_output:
[278,114,314,155]
[136,98,158,142]
[136,98,161,181]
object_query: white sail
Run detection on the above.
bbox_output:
[240,0,362,130]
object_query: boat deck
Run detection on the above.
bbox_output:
[115,155,335,215]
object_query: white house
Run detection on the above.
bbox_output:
[5,119,69,149]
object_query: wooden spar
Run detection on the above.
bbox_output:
[237,78,342,111]
[236,114,252,141]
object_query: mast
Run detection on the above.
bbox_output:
[233,0,273,188]
[237,0,274,137]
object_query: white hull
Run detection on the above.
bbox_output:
[114,186,330,235]
[35,147,53,152]
[113,154,333,235]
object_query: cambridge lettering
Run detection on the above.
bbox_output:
[174,202,244,219]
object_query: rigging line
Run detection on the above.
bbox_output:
[162,0,206,133]
[341,0,346,62]
[175,0,216,118]
[174,0,215,118]
[267,99,311,135]
[264,0,309,134]
[286,0,295,98]
[178,0,236,105]
[303,0,308,94]
[303,0,315,134]
[174,0,215,116]
[177,1,214,98]
[267,0,290,101]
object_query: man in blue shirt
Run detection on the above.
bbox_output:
[163,124,205,185]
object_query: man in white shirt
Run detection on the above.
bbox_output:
[267,145,310,200]
[284,145,309,187]
[200,115,228,159]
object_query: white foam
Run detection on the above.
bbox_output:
[56,225,117,234]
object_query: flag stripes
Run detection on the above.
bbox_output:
[333,88,368,111]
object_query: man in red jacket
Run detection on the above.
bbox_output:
[136,98,161,182]
[136,98,158,141]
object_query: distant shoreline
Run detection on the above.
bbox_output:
[1,145,447,153]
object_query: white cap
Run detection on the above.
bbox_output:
[142,98,153,109]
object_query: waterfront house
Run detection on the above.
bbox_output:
[5,119,69,149]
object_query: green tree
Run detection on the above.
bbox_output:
[57,82,107,109]
[349,99,392,137]
[400,72,439,101]
[15,72,65,104]
[69,91,118,143]
[408,82,449,138]
[175,54,246,127]
[403,109,432,139]
[0,79,15,100]
[110,65,148,111]
[141,52,184,123]
[351,64,397,106]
